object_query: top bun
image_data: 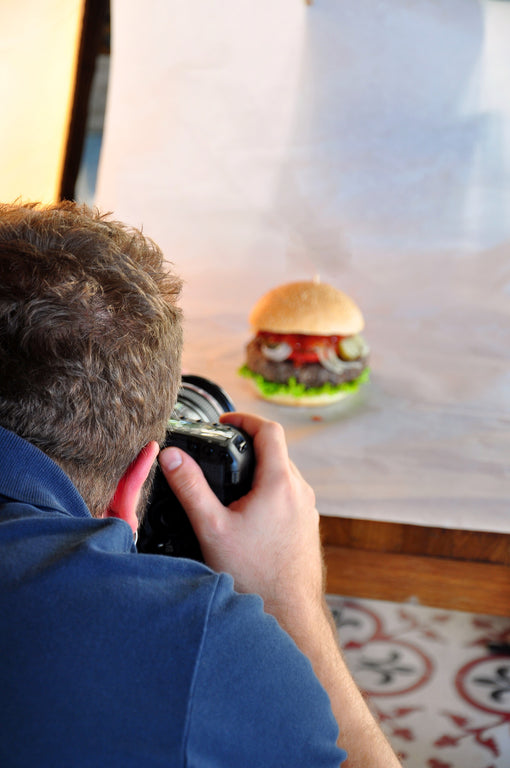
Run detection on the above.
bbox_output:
[249,280,364,336]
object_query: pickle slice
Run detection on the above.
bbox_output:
[338,334,368,361]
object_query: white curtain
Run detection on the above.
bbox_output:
[96,0,510,532]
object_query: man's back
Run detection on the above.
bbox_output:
[0,425,342,767]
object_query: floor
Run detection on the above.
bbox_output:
[327,594,510,767]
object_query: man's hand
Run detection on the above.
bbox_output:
[158,412,324,621]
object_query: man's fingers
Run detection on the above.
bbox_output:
[220,412,290,487]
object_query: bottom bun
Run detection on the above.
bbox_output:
[247,380,354,408]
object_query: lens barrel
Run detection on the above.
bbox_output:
[172,374,236,422]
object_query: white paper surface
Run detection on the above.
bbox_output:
[97,0,510,533]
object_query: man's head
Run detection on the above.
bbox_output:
[0,201,183,518]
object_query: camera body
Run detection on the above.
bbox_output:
[137,376,255,561]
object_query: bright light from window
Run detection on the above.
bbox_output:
[0,0,84,203]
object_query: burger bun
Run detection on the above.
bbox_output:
[246,380,354,407]
[249,279,364,336]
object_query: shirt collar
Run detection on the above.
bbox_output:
[0,425,91,519]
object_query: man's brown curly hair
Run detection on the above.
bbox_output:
[0,201,183,517]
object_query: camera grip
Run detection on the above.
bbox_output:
[137,468,205,560]
[137,421,254,560]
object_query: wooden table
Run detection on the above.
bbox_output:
[321,516,510,617]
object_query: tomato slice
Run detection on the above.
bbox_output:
[257,331,342,365]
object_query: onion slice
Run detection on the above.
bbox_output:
[261,341,292,362]
[315,345,355,374]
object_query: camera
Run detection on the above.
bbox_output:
[136,375,255,561]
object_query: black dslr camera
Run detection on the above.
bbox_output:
[137,375,255,561]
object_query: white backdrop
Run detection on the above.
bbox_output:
[96,0,510,532]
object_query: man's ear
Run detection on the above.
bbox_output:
[105,441,160,533]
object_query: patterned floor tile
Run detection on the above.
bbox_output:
[327,595,510,767]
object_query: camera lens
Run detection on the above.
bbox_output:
[172,375,236,422]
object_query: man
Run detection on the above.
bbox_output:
[0,201,401,766]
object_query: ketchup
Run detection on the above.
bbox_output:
[258,331,342,365]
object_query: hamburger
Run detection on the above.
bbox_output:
[240,279,369,406]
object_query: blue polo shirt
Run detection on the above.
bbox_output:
[0,426,345,766]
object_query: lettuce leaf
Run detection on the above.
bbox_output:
[239,364,370,399]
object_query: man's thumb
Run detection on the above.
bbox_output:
[158,447,221,526]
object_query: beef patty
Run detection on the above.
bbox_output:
[245,336,368,388]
